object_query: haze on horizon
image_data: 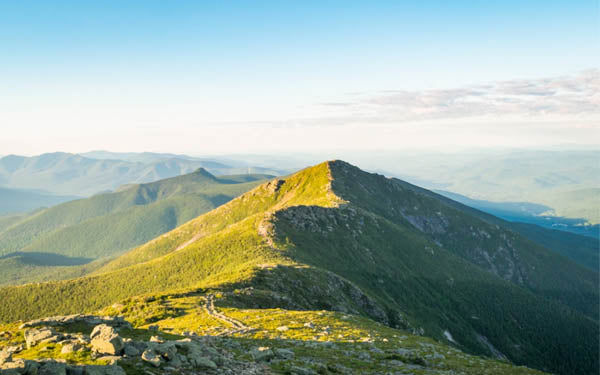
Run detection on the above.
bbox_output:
[1,0,598,156]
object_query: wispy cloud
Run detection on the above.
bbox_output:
[317,69,599,123]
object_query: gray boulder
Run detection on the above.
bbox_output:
[24,328,59,348]
[274,348,294,360]
[83,365,126,375]
[141,350,161,367]
[90,325,123,355]
[250,347,274,362]
[38,361,67,375]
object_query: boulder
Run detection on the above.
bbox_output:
[123,343,139,357]
[90,325,123,355]
[0,347,12,365]
[61,342,82,354]
[153,342,177,361]
[24,328,58,348]
[189,355,217,370]
[66,367,84,375]
[0,358,30,375]
[141,350,161,367]
[38,361,67,375]
[95,356,121,365]
[250,347,274,362]
[274,348,294,360]
[83,365,126,375]
[290,366,317,375]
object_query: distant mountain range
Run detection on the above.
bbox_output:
[351,149,600,225]
[0,161,596,375]
[0,152,287,198]
[435,190,600,239]
[0,187,78,216]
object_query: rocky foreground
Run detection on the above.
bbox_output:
[0,290,546,375]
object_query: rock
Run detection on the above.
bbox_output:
[96,356,122,365]
[61,342,82,354]
[123,343,139,357]
[141,350,161,367]
[90,325,123,355]
[290,365,317,375]
[0,358,27,375]
[66,367,84,375]
[39,361,67,375]
[19,315,130,330]
[274,348,294,359]
[0,347,12,365]
[357,351,371,360]
[303,322,314,329]
[250,347,274,362]
[24,328,58,348]
[189,356,217,370]
[84,365,127,375]
[153,342,177,361]
[149,336,162,343]
[276,326,289,332]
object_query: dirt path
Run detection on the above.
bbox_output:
[204,294,253,336]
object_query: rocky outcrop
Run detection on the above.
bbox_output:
[19,315,131,330]
[90,325,124,355]
[24,327,60,348]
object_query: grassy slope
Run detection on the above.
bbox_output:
[0,170,269,285]
[0,161,596,374]
[0,291,547,375]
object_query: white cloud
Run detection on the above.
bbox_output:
[317,69,600,123]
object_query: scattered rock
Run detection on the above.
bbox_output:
[38,361,67,375]
[90,324,124,355]
[24,327,59,348]
[141,349,162,367]
[274,348,294,359]
[61,342,82,354]
[123,343,139,357]
[250,346,274,362]
[190,356,217,370]
[84,365,127,375]
[276,325,289,332]
[96,355,122,365]
[0,348,12,365]
[290,365,317,375]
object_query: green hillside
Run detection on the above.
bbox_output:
[0,169,270,285]
[0,161,596,375]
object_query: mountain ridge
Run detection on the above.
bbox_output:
[0,160,597,374]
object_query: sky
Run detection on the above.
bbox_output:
[0,0,598,156]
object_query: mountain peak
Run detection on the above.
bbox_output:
[192,167,217,179]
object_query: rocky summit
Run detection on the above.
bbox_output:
[0,161,597,375]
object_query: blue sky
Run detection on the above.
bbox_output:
[1,1,598,154]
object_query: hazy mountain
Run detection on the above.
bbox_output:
[0,187,78,215]
[0,152,285,196]
[0,169,270,285]
[1,161,596,374]
[435,189,600,239]
[337,149,600,225]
